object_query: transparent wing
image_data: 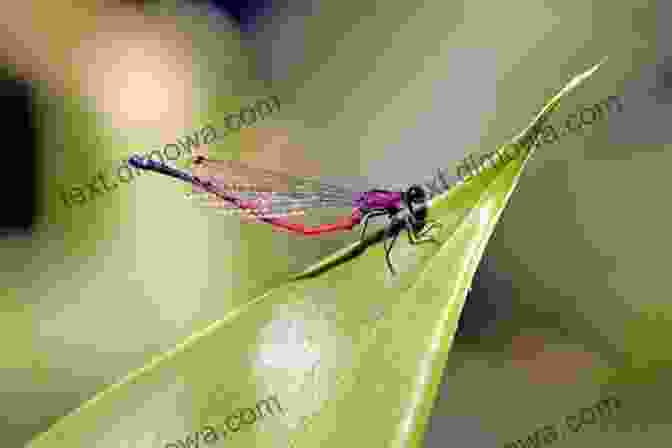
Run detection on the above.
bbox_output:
[188,157,359,218]
[187,191,355,218]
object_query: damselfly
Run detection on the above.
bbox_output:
[127,154,444,274]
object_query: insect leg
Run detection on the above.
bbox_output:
[404,217,439,245]
[359,210,388,243]
[417,220,443,237]
[383,228,400,275]
[359,212,376,242]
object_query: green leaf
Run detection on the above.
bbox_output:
[26,59,605,448]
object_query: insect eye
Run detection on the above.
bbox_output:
[406,185,426,203]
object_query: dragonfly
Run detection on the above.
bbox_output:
[127,154,444,274]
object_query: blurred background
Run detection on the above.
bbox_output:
[0,0,668,446]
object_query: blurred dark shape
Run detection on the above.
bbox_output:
[0,67,36,237]
[600,57,672,149]
[209,0,274,27]
[456,253,515,344]
[651,55,672,104]
[119,0,274,28]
